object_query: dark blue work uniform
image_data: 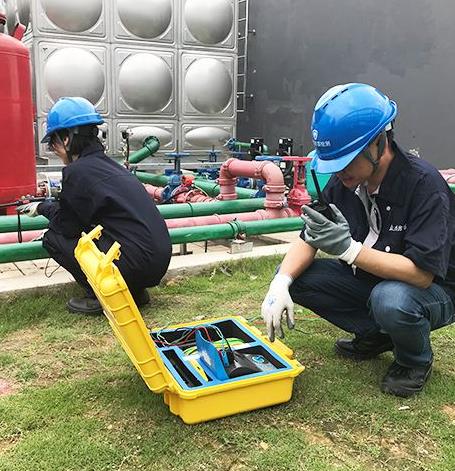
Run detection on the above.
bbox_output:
[39,143,172,296]
[290,141,455,367]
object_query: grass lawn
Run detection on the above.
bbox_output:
[0,256,454,471]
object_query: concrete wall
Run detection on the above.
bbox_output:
[237,0,455,168]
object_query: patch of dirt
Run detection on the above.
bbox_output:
[379,438,411,460]
[442,404,455,424]
[0,378,17,396]
[0,434,20,455]
[1,327,117,387]
[287,422,333,446]
[1,327,42,352]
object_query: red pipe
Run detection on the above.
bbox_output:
[165,207,299,229]
[144,184,164,202]
[143,183,215,203]
[217,158,286,209]
[0,207,300,242]
[0,230,44,244]
[440,169,455,184]
[172,189,215,203]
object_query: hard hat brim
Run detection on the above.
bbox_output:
[310,147,361,174]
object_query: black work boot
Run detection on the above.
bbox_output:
[67,294,102,315]
[335,333,394,360]
[131,288,150,307]
[380,361,433,398]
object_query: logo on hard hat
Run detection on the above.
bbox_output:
[312,128,331,148]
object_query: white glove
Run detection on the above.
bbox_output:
[16,202,41,218]
[261,273,295,342]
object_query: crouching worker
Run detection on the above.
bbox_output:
[261,83,455,398]
[17,97,172,314]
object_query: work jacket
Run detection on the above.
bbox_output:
[39,143,172,286]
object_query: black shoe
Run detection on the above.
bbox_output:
[381,361,432,398]
[335,333,394,360]
[67,296,103,315]
[132,288,150,307]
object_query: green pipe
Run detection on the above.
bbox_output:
[134,171,258,199]
[234,140,269,155]
[0,217,303,263]
[194,178,258,199]
[2,181,453,234]
[0,241,48,263]
[135,171,168,186]
[158,199,265,218]
[0,215,48,232]
[234,140,251,151]
[0,199,266,234]
[128,136,160,164]
[169,217,303,244]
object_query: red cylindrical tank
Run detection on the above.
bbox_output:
[0,27,36,209]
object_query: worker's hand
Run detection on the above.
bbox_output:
[261,273,295,342]
[16,202,42,218]
[302,204,362,265]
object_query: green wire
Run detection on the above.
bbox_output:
[183,337,245,356]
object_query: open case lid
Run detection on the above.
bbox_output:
[74,225,173,393]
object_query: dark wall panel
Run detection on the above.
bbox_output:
[238,0,455,168]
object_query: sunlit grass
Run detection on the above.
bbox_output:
[0,256,454,470]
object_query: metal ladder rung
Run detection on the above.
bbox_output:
[237,0,249,112]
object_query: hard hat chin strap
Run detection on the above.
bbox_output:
[64,127,80,163]
[361,130,387,173]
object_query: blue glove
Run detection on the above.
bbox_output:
[302,204,362,264]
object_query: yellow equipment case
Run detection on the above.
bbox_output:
[74,226,305,424]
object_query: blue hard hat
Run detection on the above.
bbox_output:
[41,97,104,143]
[310,83,397,173]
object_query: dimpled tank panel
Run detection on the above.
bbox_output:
[17,0,31,27]
[118,53,173,113]
[117,0,172,39]
[184,0,233,44]
[185,126,231,147]
[44,48,105,104]
[185,58,232,113]
[40,0,102,32]
[128,126,173,148]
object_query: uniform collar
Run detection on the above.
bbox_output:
[78,142,105,159]
[377,141,410,206]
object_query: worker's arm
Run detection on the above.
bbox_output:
[278,237,318,279]
[354,246,434,289]
[261,238,317,341]
[302,204,435,290]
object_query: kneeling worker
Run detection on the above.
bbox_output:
[261,83,455,397]
[18,97,172,314]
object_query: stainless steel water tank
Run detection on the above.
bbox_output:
[117,0,172,40]
[115,48,175,115]
[183,0,234,47]
[183,55,234,116]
